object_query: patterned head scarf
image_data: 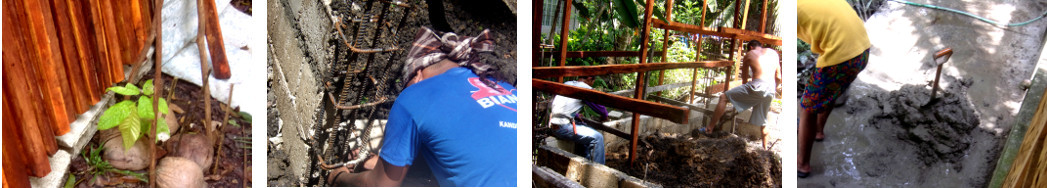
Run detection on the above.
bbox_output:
[402,27,498,89]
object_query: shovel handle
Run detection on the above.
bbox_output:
[934,48,953,66]
[931,48,953,100]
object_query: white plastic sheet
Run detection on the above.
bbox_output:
[159,0,261,119]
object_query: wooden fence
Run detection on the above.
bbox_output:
[1002,87,1047,187]
[2,0,154,186]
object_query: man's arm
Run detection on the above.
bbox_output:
[582,101,609,121]
[740,55,752,84]
[333,157,410,186]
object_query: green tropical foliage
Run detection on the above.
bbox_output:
[98,79,171,150]
[541,0,779,100]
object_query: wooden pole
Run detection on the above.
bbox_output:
[100,0,126,84]
[533,61,732,78]
[631,0,657,165]
[657,0,675,97]
[557,0,574,83]
[760,0,768,33]
[23,0,73,133]
[547,0,563,54]
[198,0,216,148]
[2,11,54,175]
[534,79,689,124]
[200,0,232,79]
[700,0,707,26]
[3,99,33,187]
[65,0,103,103]
[532,0,544,68]
[740,0,751,30]
[150,0,163,186]
[87,1,114,89]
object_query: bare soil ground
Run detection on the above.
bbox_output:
[68,73,252,187]
[605,133,782,188]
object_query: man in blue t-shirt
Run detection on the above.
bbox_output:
[327,28,516,186]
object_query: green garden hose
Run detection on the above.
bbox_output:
[888,0,1047,27]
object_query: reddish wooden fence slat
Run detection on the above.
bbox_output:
[2,0,153,186]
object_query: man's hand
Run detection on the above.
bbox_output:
[327,157,410,186]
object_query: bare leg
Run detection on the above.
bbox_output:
[707,96,731,133]
[815,105,832,140]
[798,108,817,175]
[761,126,768,149]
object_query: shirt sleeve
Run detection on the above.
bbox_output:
[379,100,417,167]
[582,101,609,120]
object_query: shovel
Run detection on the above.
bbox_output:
[924,48,953,107]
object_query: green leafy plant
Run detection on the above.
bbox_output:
[98,79,171,150]
[82,141,148,182]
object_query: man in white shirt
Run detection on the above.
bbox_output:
[549,76,609,164]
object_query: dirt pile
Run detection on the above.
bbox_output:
[856,78,982,166]
[606,133,781,188]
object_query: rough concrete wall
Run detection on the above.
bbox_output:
[267,0,329,182]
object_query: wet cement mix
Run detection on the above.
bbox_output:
[69,73,252,187]
[605,133,782,188]
[267,0,516,186]
[862,80,982,166]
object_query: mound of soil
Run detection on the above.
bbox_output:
[605,133,781,188]
[857,78,982,166]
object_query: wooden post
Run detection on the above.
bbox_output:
[50,0,91,113]
[760,0,768,33]
[87,1,114,89]
[547,0,563,51]
[3,100,33,187]
[66,0,103,103]
[533,0,543,68]
[23,0,73,133]
[740,0,751,30]
[657,0,675,97]
[197,0,216,151]
[532,0,544,129]
[630,0,657,165]
[557,0,573,83]
[700,0,707,26]
[2,11,54,175]
[689,33,703,103]
[150,0,163,186]
[100,0,126,84]
[201,0,232,79]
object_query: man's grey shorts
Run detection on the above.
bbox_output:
[725,79,776,126]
